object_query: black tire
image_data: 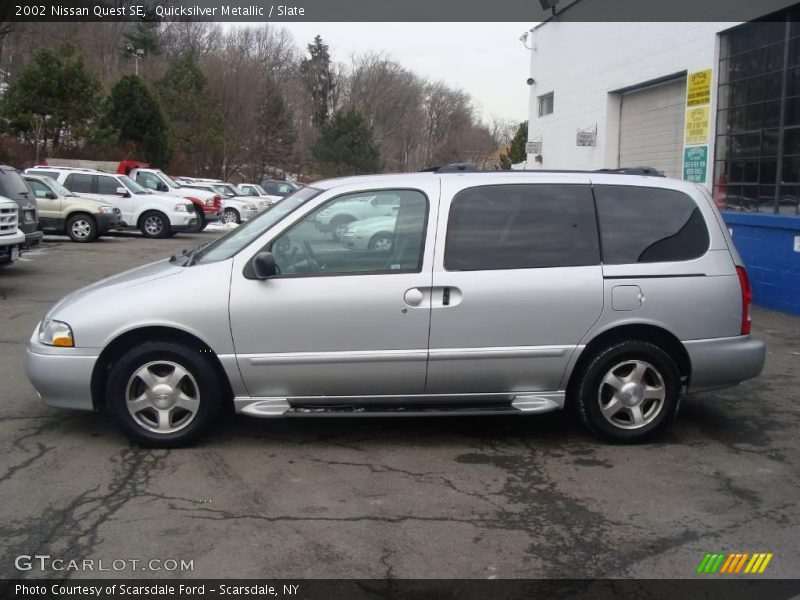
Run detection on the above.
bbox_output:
[66,213,98,243]
[574,340,681,443]
[187,207,204,233]
[330,215,354,241]
[139,211,170,239]
[222,208,240,225]
[368,232,393,251]
[105,341,223,448]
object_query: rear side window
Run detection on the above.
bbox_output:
[594,185,710,264]
[445,184,600,271]
[63,173,93,194]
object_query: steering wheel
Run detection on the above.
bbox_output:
[301,240,321,273]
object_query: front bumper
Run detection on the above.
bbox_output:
[170,215,199,232]
[96,213,120,233]
[26,331,98,411]
[685,334,766,393]
[0,229,26,263]
[24,230,44,248]
[203,209,221,222]
[240,208,259,222]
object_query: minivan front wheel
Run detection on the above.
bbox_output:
[575,341,681,443]
[106,341,223,447]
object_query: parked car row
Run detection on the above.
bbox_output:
[0,159,297,267]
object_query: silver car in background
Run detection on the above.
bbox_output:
[26,170,765,447]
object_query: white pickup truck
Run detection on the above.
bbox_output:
[0,196,25,267]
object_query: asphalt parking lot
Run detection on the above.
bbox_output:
[0,230,798,580]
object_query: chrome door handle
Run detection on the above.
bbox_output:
[404,288,424,307]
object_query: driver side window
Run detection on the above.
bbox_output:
[270,189,428,277]
[137,172,160,190]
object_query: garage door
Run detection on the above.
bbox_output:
[619,77,686,178]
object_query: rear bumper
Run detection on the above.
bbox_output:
[685,335,766,393]
[26,332,98,411]
[202,209,221,222]
[24,230,44,248]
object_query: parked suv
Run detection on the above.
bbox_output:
[26,170,765,447]
[24,175,121,242]
[0,164,43,249]
[0,196,25,266]
[29,168,196,238]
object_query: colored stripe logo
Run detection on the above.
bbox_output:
[697,552,773,574]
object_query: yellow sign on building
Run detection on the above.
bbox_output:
[687,69,712,106]
[685,106,710,145]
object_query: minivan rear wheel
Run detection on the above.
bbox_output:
[106,341,222,447]
[575,340,681,443]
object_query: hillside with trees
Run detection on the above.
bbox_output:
[0,22,518,179]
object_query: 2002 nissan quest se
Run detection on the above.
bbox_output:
[26,168,766,447]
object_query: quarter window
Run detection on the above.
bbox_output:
[270,189,428,276]
[444,184,600,271]
[63,173,93,194]
[594,185,710,264]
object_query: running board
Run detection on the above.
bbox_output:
[234,392,563,418]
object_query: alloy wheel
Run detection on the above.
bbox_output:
[125,361,200,434]
[144,215,164,235]
[70,219,92,240]
[597,360,666,429]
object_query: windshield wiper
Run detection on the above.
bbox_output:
[184,241,212,266]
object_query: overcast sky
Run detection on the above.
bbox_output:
[242,22,535,124]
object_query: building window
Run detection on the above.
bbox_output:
[538,92,554,117]
[714,10,800,215]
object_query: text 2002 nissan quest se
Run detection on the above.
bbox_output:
[26,170,766,447]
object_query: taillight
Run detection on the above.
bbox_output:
[214,194,221,209]
[736,265,752,335]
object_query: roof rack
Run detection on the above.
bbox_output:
[420,163,666,177]
[420,163,478,173]
[595,166,665,177]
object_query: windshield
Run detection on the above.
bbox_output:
[213,184,235,197]
[195,186,322,264]
[155,170,180,189]
[43,176,75,197]
[120,175,149,194]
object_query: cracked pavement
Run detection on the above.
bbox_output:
[0,232,798,580]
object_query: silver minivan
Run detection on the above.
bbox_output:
[25,170,766,447]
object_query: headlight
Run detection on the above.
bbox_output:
[97,206,115,214]
[175,203,189,212]
[38,319,74,347]
[247,203,257,210]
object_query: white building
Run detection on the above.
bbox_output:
[525,1,800,215]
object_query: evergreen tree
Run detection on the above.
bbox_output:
[1,45,101,154]
[155,57,222,172]
[312,109,381,177]
[299,35,336,127]
[255,75,296,175]
[103,75,172,166]
[499,121,528,170]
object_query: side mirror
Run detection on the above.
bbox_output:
[157,182,168,192]
[249,251,277,280]
[116,186,129,197]
[45,191,58,200]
